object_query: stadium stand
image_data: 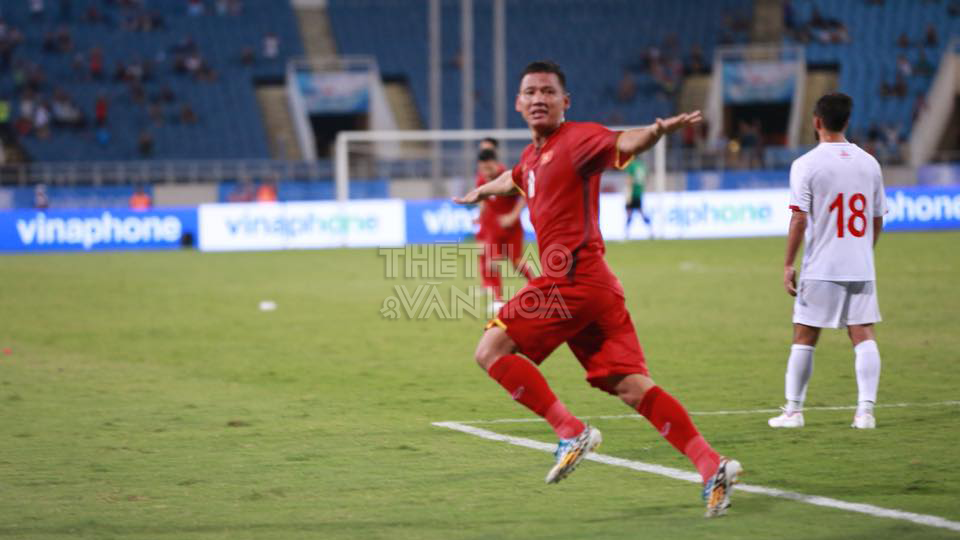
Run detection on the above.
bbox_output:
[0,0,303,162]
[327,0,753,130]
[783,0,960,158]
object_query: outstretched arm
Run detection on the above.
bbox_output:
[617,110,703,158]
[453,169,518,204]
[784,210,807,296]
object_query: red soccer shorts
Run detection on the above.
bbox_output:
[486,276,648,392]
[480,225,525,262]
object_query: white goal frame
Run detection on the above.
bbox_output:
[333,128,666,202]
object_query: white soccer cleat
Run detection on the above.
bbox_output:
[851,413,876,429]
[545,425,602,484]
[768,408,804,428]
[703,458,742,518]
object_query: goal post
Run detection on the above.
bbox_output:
[333,127,667,202]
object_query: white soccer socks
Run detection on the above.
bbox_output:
[769,344,814,428]
[854,339,881,422]
[785,344,815,409]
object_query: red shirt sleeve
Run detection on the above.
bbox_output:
[511,163,525,194]
[475,170,485,189]
[570,123,628,177]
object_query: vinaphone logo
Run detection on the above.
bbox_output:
[421,203,478,235]
[223,211,379,237]
[885,190,960,223]
[665,201,773,227]
[15,212,182,249]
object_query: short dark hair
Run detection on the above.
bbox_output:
[480,137,498,149]
[814,93,853,132]
[477,148,498,162]
[520,60,566,90]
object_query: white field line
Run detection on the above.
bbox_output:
[448,400,960,425]
[432,421,960,533]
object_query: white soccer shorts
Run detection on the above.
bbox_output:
[793,280,881,329]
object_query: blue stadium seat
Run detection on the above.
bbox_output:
[1,0,304,161]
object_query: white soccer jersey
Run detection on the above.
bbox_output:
[789,142,887,281]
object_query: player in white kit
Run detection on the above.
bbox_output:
[768,93,887,430]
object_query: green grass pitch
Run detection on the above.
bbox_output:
[0,232,958,539]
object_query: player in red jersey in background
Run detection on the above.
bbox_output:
[454,61,741,517]
[475,147,535,314]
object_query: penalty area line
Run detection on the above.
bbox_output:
[449,400,960,425]
[431,420,960,534]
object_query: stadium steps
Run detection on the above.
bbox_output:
[799,70,840,145]
[752,0,784,43]
[256,85,303,160]
[384,81,423,130]
[678,75,712,116]
[295,5,338,59]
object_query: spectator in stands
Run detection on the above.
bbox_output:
[89,47,103,79]
[0,99,11,140]
[737,119,762,169]
[915,50,934,77]
[129,185,151,210]
[262,32,279,60]
[891,73,907,98]
[42,30,57,53]
[171,35,198,56]
[256,178,278,202]
[912,94,927,123]
[897,32,910,48]
[34,183,49,209]
[55,26,72,53]
[95,93,108,126]
[240,45,255,66]
[30,0,45,21]
[783,0,797,35]
[96,126,110,146]
[138,130,154,157]
[179,103,198,124]
[33,102,51,139]
[616,69,636,103]
[84,5,104,24]
[113,60,128,81]
[148,101,163,125]
[157,85,175,103]
[129,80,146,104]
[229,179,256,202]
[924,24,939,47]
[70,51,85,77]
[896,54,912,77]
[685,44,707,75]
[51,89,85,129]
[187,0,204,17]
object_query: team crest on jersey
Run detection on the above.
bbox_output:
[540,150,554,166]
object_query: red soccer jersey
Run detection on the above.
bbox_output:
[510,121,630,292]
[476,164,521,236]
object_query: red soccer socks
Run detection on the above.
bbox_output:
[637,385,720,483]
[487,354,585,439]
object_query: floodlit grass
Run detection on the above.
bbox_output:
[0,232,957,539]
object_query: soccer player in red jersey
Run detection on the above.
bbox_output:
[475,148,536,313]
[454,61,741,517]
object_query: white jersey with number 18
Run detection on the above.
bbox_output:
[789,142,887,281]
